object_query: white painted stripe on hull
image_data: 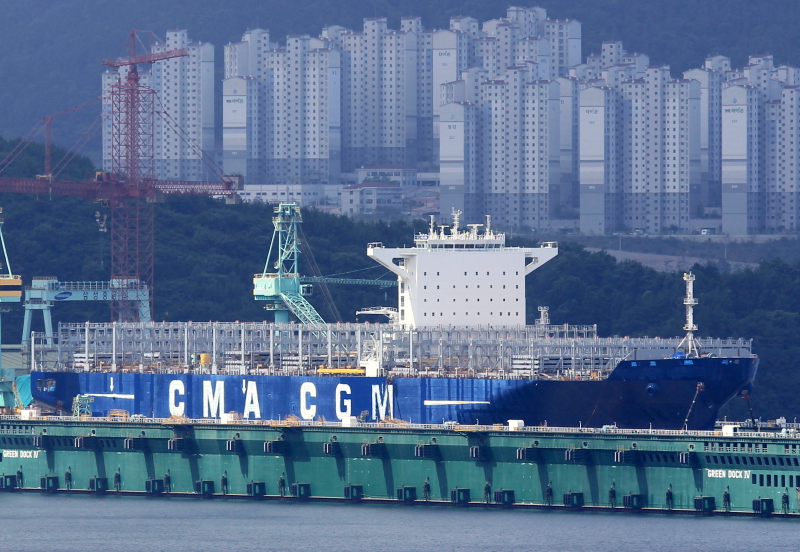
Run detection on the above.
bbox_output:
[423,400,490,406]
[85,393,135,399]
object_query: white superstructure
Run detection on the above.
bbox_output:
[367,211,558,327]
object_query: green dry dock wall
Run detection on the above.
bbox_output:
[0,421,797,513]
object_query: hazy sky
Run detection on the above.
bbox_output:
[1,0,799,162]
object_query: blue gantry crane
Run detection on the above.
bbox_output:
[22,277,151,348]
[253,203,395,325]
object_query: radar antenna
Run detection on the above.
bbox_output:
[466,223,482,239]
[677,272,701,357]
[536,306,550,326]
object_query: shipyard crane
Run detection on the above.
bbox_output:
[0,30,238,322]
[21,277,151,348]
[253,202,396,325]
[254,203,325,325]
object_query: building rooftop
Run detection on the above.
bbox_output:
[342,181,402,190]
[360,165,415,170]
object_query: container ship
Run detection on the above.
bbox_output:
[25,209,757,431]
[0,208,782,517]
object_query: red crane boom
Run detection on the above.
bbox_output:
[0,30,238,322]
[102,48,189,69]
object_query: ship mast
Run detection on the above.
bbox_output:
[678,272,700,357]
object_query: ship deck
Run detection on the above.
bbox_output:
[30,321,754,379]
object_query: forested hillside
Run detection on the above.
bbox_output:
[0,137,799,421]
[2,0,800,160]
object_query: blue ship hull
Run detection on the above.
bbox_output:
[30,357,757,430]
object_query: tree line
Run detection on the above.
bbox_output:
[0,137,798,420]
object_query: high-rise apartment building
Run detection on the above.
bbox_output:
[720,83,760,235]
[322,19,422,171]
[221,29,272,181]
[438,7,581,228]
[579,84,621,235]
[481,67,560,229]
[683,64,722,213]
[104,11,800,238]
[575,42,701,235]
[223,29,341,184]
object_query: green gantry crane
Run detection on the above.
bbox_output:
[253,203,395,325]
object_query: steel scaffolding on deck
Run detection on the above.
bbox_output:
[30,321,754,380]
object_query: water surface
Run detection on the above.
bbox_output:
[1,493,796,551]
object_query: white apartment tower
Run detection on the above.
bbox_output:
[221,76,264,180]
[579,85,621,235]
[438,68,486,221]
[721,55,782,234]
[222,29,273,181]
[720,84,760,235]
[481,66,560,230]
[557,76,580,216]
[267,36,341,183]
[328,18,421,171]
[662,78,701,232]
[621,67,700,233]
[769,85,800,230]
[683,63,722,213]
[223,29,341,184]
[150,31,214,180]
[541,19,581,77]
[432,26,472,151]
[403,17,435,166]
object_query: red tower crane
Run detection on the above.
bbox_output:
[0,30,237,321]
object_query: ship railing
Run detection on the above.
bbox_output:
[4,415,799,440]
[0,426,36,434]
